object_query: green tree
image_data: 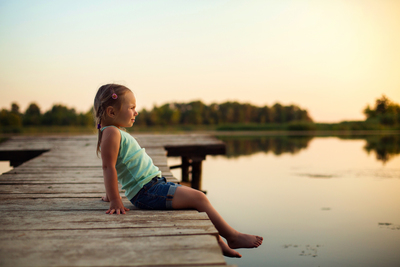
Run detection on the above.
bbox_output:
[23,103,42,126]
[11,102,20,114]
[272,103,285,123]
[134,108,149,126]
[0,109,22,127]
[157,103,181,125]
[42,104,79,126]
[0,103,22,127]
[256,106,273,123]
[77,109,94,126]
[364,95,400,125]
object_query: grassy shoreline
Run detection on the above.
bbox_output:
[1,120,400,136]
[0,125,400,139]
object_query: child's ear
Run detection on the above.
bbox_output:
[105,106,116,118]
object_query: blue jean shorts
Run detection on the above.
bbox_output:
[130,177,181,210]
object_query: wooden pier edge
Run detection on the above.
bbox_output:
[0,134,236,267]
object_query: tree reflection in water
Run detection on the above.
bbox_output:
[216,135,313,158]
[217,134,400,163]
[336,134,400,163]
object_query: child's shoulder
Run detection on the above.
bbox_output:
[102,125,121,137]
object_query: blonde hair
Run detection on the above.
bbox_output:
[93,84,132,156]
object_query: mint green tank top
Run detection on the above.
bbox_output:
[101,126,161,200]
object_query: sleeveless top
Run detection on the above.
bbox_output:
[101,126,161,200]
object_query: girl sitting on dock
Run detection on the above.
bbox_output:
[93,84,263,258]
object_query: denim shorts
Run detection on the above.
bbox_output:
[130,177,181,210]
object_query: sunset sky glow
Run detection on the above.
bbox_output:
[1,0,399,122]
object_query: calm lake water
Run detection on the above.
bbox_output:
[170,134,400,267]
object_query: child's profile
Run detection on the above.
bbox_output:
[93,83,263,257]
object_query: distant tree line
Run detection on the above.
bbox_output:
[134,101,312,126]
[2,95,398,129]
[0,101,312,128]
[364,95,400,126]
[0,103,93,127]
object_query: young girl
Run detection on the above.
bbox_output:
[94,84,263,258]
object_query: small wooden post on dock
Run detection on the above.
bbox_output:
[181,156,190,182]
[190,155,205,190]
[171,155,206,190]
[165,140,225,191]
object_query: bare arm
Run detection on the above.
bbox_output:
[100,127,129,215]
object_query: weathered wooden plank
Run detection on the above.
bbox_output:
[0,178,175,186]
[0,183,117,194]
[4,167,102,174]
[0,210,215,230]
[0,184,177,195]
[0,204,203,216]
[6,163,171,172]
[3,168,102,176]
[7,161,170,169]
[0,199,209,214]
[0,177,104,184]
[0,198,131,210]
[10,152,169,167]
[0,170,175,182]
[0,209,211,222]
[0,172,103,178]
[0,235,224,267]
[0,193,103,199]
[0,227,217,240]
[5,169,172,179]
[17,160,170,168]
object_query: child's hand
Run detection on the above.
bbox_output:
[106,198,130,215]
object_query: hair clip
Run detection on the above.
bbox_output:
[110,87,118,99]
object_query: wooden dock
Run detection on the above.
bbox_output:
[0,134,234,267]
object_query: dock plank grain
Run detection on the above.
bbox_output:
[0,235,223,267]
[0,134,232,267]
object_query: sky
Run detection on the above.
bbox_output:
[1,0,399,122]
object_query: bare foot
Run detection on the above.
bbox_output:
[217,236,242,258]
[227,232,263,249]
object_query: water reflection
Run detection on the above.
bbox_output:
[362,135,400,163]
[217,134,400,163]
[216,135,313,158]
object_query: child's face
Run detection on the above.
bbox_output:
[114,91,138,128]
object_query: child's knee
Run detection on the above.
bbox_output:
[193,190,209,208]
[173,187,210,210]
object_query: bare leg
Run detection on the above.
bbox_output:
[172,186,263,251]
